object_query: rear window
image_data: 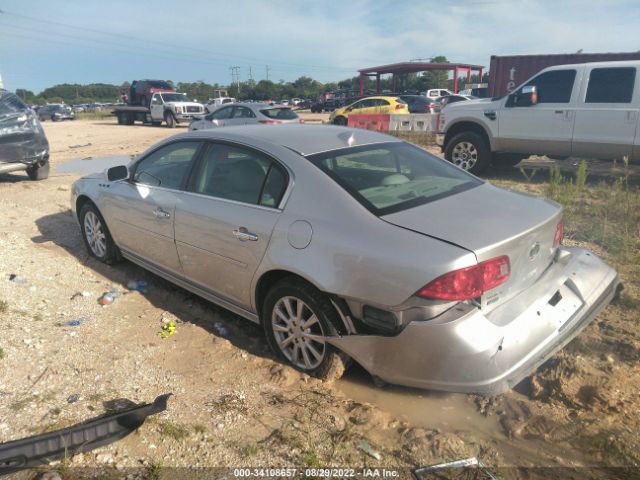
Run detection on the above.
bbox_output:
[260,108,298,120]
[307,142,482,215]
[586,67,636,103]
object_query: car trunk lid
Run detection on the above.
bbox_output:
[382,183,562,312]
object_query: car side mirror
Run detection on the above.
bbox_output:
[105,165,129,182]
[514,85,538,107]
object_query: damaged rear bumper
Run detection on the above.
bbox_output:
[0,394,170,475]
[328,247,619,394]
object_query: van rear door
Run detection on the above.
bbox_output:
[572,65,639,160]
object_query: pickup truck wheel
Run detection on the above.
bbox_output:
[164,112,176,128]
[263,278,350,382]
[26,159,50,181]
[445,132,491,174]
[79,203,120,264]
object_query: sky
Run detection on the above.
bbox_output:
[1,0,639,93]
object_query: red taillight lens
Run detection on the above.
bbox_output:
[553,218,564,247]
[395,104,404,110]
[258,120,282,124]
[417,256,511,301]
[299,119,305,123]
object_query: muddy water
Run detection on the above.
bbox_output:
[336,367,503,436]
[56,155,134,175]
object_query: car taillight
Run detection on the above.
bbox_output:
[299,119,305,123]
[417,256,511,301]
[395,104,405,110]
[553,218,564,247]
[259,120,282,124]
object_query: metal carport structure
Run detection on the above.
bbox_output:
[358,62,485,95]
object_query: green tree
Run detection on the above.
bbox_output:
[423,55,449,91]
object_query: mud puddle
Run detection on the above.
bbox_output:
[336,366,503,436]
[56,154,133,174]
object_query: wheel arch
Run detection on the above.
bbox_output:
[444,120,493,152]
[75,194,96,222]
[253,269,351,334]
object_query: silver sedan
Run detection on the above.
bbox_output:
[70,125,619,393]
[189,102,302,131]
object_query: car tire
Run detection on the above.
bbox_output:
[79,203,120,264]
[26,159,50,181]
[333,116,347,126]
[51,115,59,122]
[164,112,176,128]
[262,278,350,381]
[444,131,491,174]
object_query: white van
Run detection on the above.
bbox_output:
[437,60,640,173]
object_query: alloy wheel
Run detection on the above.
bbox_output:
[451,141,478,170]
[84,211,107,258]
[271,296,326,370]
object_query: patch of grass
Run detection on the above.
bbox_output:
[300,448,321,468]
[158,420,190,441]
[75,111,115,121]
[0,300,8,314]
[142,462,163,480]
[193,423,207,434]
[33,312,44,322]
[206,392,248,415]
[240,442,259,459]
[9,394,39,412]
[0,348,4,359]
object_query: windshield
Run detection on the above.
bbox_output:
[260,107,298,119]
[160,93,189,103]
[307,142,481,215]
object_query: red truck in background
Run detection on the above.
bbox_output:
[488,51,640,97]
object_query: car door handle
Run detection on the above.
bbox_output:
[153,208,171,219]
[233,227,258,242]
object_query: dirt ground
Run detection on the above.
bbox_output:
[1,119,639,479]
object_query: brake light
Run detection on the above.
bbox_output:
[299,119,305,123]
[395,104,405,110]
[259,120,282,124]
[417,256,511,301]
[553,218,564,247]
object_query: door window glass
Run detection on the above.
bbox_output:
[212,107,233,119]
[586,67,636,103]
[133,141,201,189]
[191,143,287,206]
[232,106,256,118]
[522,69,576,103]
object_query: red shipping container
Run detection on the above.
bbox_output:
[488,52,640,97]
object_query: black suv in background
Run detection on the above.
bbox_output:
[37,104,75,121]
[0,90,50,180]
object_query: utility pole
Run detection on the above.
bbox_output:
[230,66,240,94]
[265,65,271,81]
[248,66,254,85]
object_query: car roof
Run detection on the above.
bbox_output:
[173,124,401,156]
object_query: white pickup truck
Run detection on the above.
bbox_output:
[437,60,640,173]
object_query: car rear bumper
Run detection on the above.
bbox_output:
[327,247,619,394]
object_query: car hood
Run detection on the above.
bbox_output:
[443,97,500,110]
[382,183,562,311]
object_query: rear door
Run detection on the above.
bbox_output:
[208,105,234,127]
[572,66,639,160]
[226,106,257,126]
[498,68,579,156]
[174,142,288,309]
[102,140,203,276]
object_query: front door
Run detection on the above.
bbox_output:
[572,66,639,160]
[174,142,288,309]
[498,68,579,157]
[102,140,203,276]
[150,93,164,121]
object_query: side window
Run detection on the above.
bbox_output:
[349,101,364,110]
[376,99,390,106]
[521,69,576,103]
[232,107,255,118]
[190,143,287,206]
[212,107,233,119]
[586,67,636,103]
[133,141,201,189]
[151,94,162,105]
